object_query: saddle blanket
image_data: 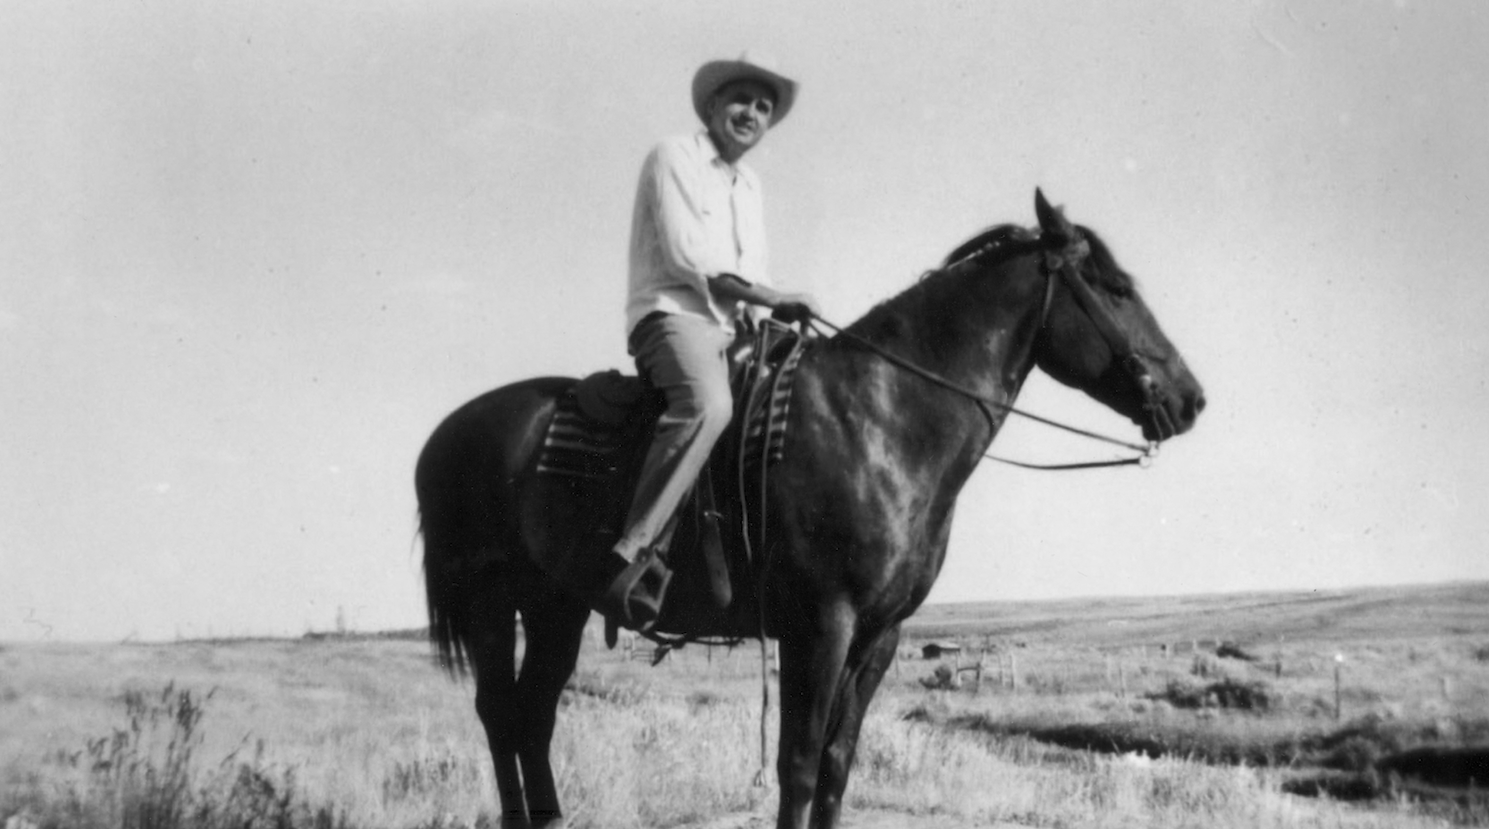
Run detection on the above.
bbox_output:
[535,341,807,480]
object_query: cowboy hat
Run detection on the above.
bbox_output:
[691,50,798,127]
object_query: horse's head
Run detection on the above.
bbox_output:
[1030,189,1205,442]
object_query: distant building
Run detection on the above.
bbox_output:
[921,641,962,659]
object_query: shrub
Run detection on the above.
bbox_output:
[4,683,351,829]
[1323,735,1383,772]
[1152,678,1208,709]
[1148,677,1274,711]
[1207,677,1274,711]
[1215,641,1259,662]
[382,751,484,804]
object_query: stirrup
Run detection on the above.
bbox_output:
[598,547,673,632]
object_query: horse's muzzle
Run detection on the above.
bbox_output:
[1143,380,1205,442]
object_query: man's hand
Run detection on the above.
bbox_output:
[710,273,821,323]
[769,292,820,323]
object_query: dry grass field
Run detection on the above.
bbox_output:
[3,581,1486,828]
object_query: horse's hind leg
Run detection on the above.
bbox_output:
[461,576,528,827]
[811,624,901,829]
[512,568,591,828]
[463,564,588,829]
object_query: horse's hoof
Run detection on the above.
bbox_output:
[500,815,566,829]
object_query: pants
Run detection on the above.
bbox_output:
[617,313,734,559]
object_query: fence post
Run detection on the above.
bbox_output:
[1334,654,1344,722]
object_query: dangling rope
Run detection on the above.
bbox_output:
[732,322,805,785]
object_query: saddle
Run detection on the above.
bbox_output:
[535,318,808,631]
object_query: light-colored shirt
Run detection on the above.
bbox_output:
[626,131,771,336]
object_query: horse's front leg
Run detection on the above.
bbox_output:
[774,599,855,829]
[811,624,901,829]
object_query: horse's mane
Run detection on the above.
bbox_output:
[939,224,1039,270]
[845,224,1038,344]
[845,222,1137,346]
[945,223,1135,294]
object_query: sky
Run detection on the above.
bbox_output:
[3,0,1487,642]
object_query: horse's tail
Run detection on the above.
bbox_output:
[415,378,568,676]
[415,409,492,677]
[417,497,470,676]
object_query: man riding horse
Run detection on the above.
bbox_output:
[581,52,820,631]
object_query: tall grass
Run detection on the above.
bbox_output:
[2,683,349,829]
[2,628,1482,829]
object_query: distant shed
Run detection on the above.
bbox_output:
[921,641,962,660]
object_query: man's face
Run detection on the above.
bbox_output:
[705,80,776,160]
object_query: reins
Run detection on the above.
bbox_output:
[805,244,1159,471]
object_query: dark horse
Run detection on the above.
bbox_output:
[417,190,1204,829]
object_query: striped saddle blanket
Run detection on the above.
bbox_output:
[536,322,808,481]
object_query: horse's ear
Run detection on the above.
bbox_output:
[1034,188,1075,243]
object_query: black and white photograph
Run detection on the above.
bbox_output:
[3,2,1486,827]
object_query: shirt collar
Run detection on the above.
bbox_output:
[694,130,755,182]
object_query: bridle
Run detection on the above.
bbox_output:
[808,230,1166,471]
[1037,233,1179,449]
